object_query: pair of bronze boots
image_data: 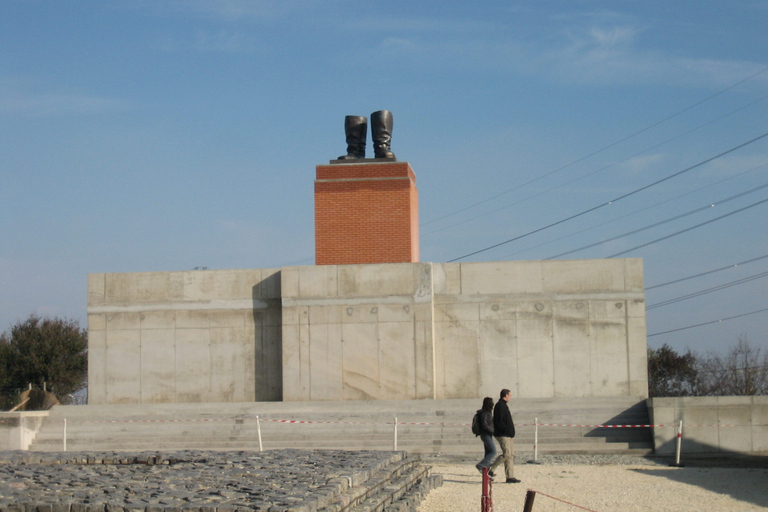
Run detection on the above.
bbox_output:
[338,110,396,160]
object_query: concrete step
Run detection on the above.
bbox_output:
[27,397,653,454]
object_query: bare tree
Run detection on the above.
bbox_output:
[697,335,768,396]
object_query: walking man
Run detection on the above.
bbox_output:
[490,388,520,483]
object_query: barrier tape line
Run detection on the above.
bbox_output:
[532,489,600,512]
[2,416,765,428]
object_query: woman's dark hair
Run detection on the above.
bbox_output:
[482,397,494,412]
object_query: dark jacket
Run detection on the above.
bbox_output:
[476,409,494,436]
[493,398,515,438]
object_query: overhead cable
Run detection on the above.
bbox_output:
[647,270,768,310]
[647,307,768,337]
[607,197,768,258]
[448,130,768,262]
[646,253,768,290]
[547,181,768,259]
[423,65,768,228]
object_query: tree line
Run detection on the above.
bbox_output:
[648,335,768,397]
[0,315,88,409]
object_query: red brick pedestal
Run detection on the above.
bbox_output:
[315,161,419,265]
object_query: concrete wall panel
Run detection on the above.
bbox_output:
[552,301,591,397]
[86,325,107,403]
[140,328,176,403]
[105,330,141,404]
[459,261,543,295]
[341,322,379,399]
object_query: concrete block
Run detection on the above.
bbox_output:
[307,322,343,401]
[298,265,339,298]
[379,322,417,399]
[377,304,416,323]
[341,304,380,324]
[182,269,265,301]
[140,310,175,330]
[105,330,141,404]
[260,324,282,401]
[280,266,300,298]
[432,262,460,295]
[435,321,479,399]
[342,323,379,399]
[210,310,247,328]
[88,313,106,331]
[139,329,177,403]
[175,310,210,329]
[589,320,629,396]
[460,261,543,295]
[88,273,106,306]
[434,302,479,324]
[105,272,183,303]
[624,258,644,290]
[338,263,418,297]
[106,312,141,331]
[413,319,435,399]
[309,305,343,326]
[543,259,625,293]
[281,322,302,401]
[87,328,107,404]
[552,301,591,397]
[479,302,517,321]
[479,320,517,398]
[175,329,211,403]
[255,268,281,299]
[517,336,554,398]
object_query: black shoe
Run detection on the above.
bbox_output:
[505,478,521,483]
[488,471,495,478]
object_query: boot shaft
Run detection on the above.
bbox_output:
[338,115,367,159]
[370,110,396,159]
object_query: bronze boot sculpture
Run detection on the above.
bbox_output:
[371,110,396,159]
[337,115,367,159]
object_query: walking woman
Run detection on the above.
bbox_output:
[475,397,497,474]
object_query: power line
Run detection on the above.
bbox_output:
[607,196,768,258]
[423,65,768,228]
[448,130,768,262]
[647,270,768,310]
[647,253,768,290]
[647,307,768,337]
[499,162,768,260]
[425,93,768,238]
[547,182,768,259]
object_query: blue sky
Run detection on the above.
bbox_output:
[2,1,767,356]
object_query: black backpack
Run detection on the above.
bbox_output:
[471,412,482,436]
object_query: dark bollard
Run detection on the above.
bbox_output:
[522,490,536,512]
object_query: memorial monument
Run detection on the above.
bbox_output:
[86,113,648,405]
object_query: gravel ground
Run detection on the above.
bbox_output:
[417,453,768,512]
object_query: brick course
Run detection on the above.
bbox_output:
[315,161,419,265]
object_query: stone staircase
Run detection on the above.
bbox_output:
[27,397,653,455]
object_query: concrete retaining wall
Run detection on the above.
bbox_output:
[87,269,282,404]
[89,259,647,404]
[0,412,48,450]
[648,396,768,454]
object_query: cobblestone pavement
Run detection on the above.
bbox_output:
[0,450,407,512]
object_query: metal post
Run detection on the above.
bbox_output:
[534,417,538,461]
[673,420,684,467]
[63,419,67,452]
[256,415,263,452]
[481,467,493,512]
[393,417,398,451]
